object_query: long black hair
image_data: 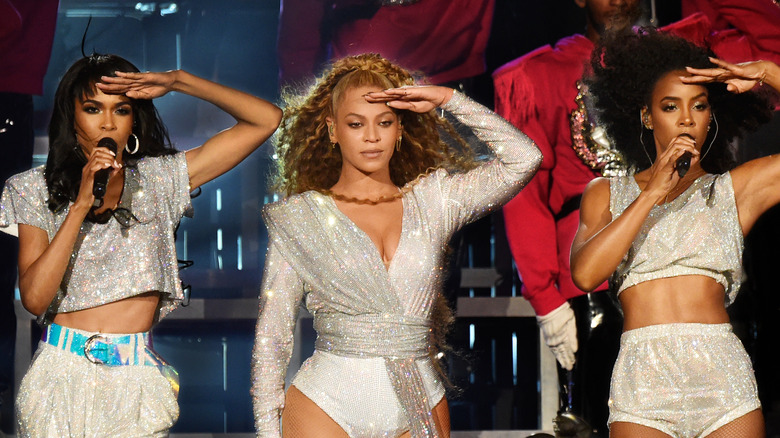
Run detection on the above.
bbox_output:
[45,53,176,213]
[585,29,773,173]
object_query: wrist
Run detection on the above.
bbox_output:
[68,200,92,218]
[637,186,665,207]
[439,87,455,106]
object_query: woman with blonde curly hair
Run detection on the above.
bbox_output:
[251,53,542,437]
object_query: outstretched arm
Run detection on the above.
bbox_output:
[685,58,780,234]
[98,70,282,190]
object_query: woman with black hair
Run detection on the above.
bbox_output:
[0,53,281,436]
[570,29,778,437]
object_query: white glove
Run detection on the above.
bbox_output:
[536,302,578,370]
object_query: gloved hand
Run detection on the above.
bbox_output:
[536,302,578,370]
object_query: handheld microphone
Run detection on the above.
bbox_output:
[675,152,692,178]
[674,134,694,178]
[92,137,118,208]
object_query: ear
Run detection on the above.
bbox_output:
[573,0,587,9]
[641,107,653,130]
[325,117,336,142]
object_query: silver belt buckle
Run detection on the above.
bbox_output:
[84,334,111,364]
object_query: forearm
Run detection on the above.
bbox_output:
[19,204,89,315]
[571,191,658,291]
[759,60,780,91]
[443,91,542,182]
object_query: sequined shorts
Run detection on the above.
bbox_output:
[609,323,760,437]
[16,326,179,437]
[291,350,445,437]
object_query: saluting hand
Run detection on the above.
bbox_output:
[97,71,178,100]
[364,85,454,113]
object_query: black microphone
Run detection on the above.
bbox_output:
[675,152,692,178]
[92,137,118,208]
[674,133,694,178]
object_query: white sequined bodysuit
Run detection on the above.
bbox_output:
[608,172,744,305]
[251,91,541,437]
[0,152,192,322]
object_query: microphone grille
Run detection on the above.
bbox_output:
[97,137,118,153]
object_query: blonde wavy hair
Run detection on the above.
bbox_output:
[272,53,477,195]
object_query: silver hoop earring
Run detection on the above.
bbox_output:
[700,113,718,163]
[125,133,140,154]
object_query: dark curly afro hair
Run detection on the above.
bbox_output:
[585,28,773,173]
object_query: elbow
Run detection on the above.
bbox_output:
[569,260,602,293]
[571,272,599,293]
[530,145,543,172]
[18,281,50,317]
[269,106,283,130]
[20,295,48,317]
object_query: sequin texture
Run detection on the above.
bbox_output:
[0,152,192,323]
[608,172,744,305]
[251,91,542,437]
[609,323,760,437]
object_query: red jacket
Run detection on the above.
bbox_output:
[0,0,58,95]
[494,0,780,316]
[278,0,494,86]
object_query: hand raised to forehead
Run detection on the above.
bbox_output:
[682,58,767,94]
[97,71,177,100]
[363,86,454,113]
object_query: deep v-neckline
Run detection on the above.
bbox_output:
[325,194,407,273]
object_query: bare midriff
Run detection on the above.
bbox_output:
[619,275,729,331]
[51,291,161,333]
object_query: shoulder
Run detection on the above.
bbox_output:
[262,191,322,224]
[6,165,45,187]
[493,45,554,80]
[4,166,47,200]
[582,176,611,201]
[496,34,591,73]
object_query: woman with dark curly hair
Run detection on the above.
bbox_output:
[0,53,281,436]
[251,53,541,437]
[570,29,778,437]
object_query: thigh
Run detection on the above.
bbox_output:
[399,397,450,438]
[609,422,672,438]
[282,385,348,438]
[706,409,765,438]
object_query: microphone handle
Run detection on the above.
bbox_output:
[675,151,692,178]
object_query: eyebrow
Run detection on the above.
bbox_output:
[80,99,132,107]
[660,92,708,101]
[344,111,396,118]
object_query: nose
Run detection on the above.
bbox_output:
[101,113,116,131]
[364,124,379,143]
[678,108,695,128]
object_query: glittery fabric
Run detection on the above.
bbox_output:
[0,152,192,322]
[252,90,541,437]
[608,172,744,305]
[17,338,179,437]
[608,323,760,437]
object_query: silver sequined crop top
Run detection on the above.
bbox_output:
[609,172,744,305]
[0,152,192,322]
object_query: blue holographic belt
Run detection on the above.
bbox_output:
[42,323,180,397]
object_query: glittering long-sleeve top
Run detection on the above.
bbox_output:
[251,91,542,436]
[0,152,192,323]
